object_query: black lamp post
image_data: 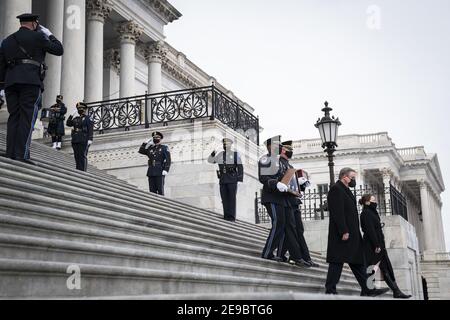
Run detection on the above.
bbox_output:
[315,101,341,188]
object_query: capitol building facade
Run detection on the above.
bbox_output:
[0,0,449,300]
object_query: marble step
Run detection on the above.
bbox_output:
[0,259,362,299]
[0,234,360,287]
[0,159,267,240]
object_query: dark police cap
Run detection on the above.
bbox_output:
[76,102,88,109]
[264,135,281,146]
[222,138,233,144]
[152,131,163,139]
[17,13,40,22]
[57,95,63,100]
[281,140,293,150]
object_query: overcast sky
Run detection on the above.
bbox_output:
[165,0,450,250]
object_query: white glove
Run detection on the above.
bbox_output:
[277,182,288,192]
[298,177,308,185]
[162,170,168,176]
[87,140,93,146]
[39,25,53,38]
[145,139,155,149]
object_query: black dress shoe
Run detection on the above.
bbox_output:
[393,290,412,299]
[16,158,37,166]
[290,259,312,268]
[325,291,338,295]
[362,288,390,297]
[307,260,320,268]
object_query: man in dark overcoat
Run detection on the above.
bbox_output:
[325,167,389,296]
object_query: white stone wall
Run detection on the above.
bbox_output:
[79,119,262,224]
[421,258,450,300]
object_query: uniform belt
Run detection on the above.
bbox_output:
[10,59,43,68]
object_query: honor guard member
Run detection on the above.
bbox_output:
[139,131,171,195]
[258,137,306,266]
[208,138,244,222]
[0,13,63,162]
[66,102,94,171]
[47,95,66,150]
[279,141,320,268]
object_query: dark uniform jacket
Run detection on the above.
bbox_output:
[258,153,292,206]
[139,143,171,177]
[326,180,364,264]
[47,102,67,136]
[66,115,94,144]
[0,27,64,91]
[208,150,244,184]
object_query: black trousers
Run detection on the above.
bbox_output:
[5,84,42,160]
[51,136,62,143]
[261,203,303,260]
[281,207,312,261]
[72,142,89,171]
[220,183,237,221]
[325,262,370,294]
[148,176,165,195]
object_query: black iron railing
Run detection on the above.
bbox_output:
[85,85,259,144]
[255,184,408,223]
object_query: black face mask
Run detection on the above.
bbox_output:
[348,178,356,188]
[368,202,378,210]
[285,151,293,159]
[153,138,161,144]
[56,99,62,104]
[77,109,85,115]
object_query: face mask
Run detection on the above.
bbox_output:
[153,138,161,144]
[77,109,85,115]
[56,99,62,103]
[348,178,356,188]
[369,202,378,210]
[285,151,293,159]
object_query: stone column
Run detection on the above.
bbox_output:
[61,0,86,116]
[419,180,435,253]
[1,0,32,39]
[117,21,142,98]
[84,0,111,103]
[42,0,65,109]
[103,49,120,100]
[145,41,166,94]
[381,168,392,215]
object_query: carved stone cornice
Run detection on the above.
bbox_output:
[117,21,143,44]
[162,57,200,88]
[104,48,120,74]
[87,0,112,22]
[140,0,182,23]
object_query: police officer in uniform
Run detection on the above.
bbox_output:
[279,141,320,267]
[208,138,244,222]
[0,13,63,161]
[66,103,94,171]
[258,136,307,266]
[47,95,66,150]
[139,131,171,195]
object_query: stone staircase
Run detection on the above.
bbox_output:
[0,129,366,299]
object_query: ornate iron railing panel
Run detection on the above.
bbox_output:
[255,184,408,223]
[85,86,259,143]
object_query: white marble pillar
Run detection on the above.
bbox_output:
[419,180,435,253]
[1,0,32,39]
[84,0,111,103]
[117,21,142,98]
[60,0,86,116]
[42,0,65,110]
[103,49,120,100]
[145,41,166,94]
[381,168,392,215]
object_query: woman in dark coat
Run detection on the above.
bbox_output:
[360,194,412,299]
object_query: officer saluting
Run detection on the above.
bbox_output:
[0,13,63,162]
[139,132,171,195]
[47,95,66,150]
[208,138,244,222]
[66,103,94,171]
